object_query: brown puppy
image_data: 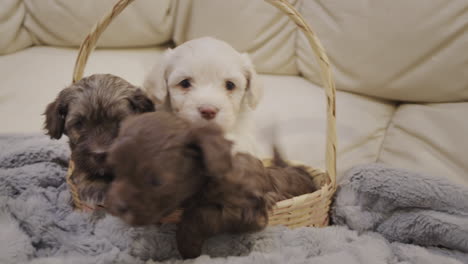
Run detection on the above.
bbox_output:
[43,74,155,204]
[105,112,316,259]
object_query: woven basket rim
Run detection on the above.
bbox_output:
[68,0,338,228]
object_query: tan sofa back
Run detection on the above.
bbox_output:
[0,0,174,54]
[173,0,300,76]
[2,0,467,102]
[0,0,33,54]
[298,0,468,103]
[174,0,468,102]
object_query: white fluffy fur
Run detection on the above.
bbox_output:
[143,37,262,156]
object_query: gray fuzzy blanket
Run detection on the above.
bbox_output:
[333,164,468,252]
[1,134,467,264]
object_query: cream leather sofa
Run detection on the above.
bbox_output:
[1,0,467,185]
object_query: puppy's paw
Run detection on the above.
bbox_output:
[176,225,204,259]
[75,180,110,207]
[80,181,110,205]
[177,238,204,259]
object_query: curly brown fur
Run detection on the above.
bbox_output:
[105,112,316,259]
[43,74,155,204]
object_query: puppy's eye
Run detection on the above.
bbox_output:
[225,81,236,91]
[179,79,191,89]
[74,120,84,130]
[149,177,161,187]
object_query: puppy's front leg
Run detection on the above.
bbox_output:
[176,205,224,259]
[176,203,269,259]
[70,170,110,207]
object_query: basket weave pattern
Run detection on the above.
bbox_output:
[68,0,337,228]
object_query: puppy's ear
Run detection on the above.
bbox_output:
[189,124,233,178]
[242,53,263,109]
[43,88,72,139]
[129,88,156,113]
[143,48,174,105]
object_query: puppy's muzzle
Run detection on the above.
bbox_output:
[198,105,219,120]
[91,150,107,164]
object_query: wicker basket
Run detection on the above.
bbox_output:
[68,0,337,228]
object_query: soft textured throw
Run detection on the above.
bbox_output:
[1,134,467,264]
[332,163,468,253]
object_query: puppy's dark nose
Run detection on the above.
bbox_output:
[92,150,107,164]
[115,201,129,215]
[109,196,129,215]
[198,106,219,120]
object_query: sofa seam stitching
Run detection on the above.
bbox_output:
[375,103,399,162]
[294,0,303,77]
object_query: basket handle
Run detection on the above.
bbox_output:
[266,0,337,189]
[73,0,136,83]
[72,0,337,190]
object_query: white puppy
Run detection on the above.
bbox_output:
[143,37,262,156]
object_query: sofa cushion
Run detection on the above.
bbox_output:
[23,0,174,48]
[298,0,468,102]
[378,103,468,186]
[173,0,299,75]
[254,75,396,178]
[0,46,168,134]
[0,0,33,55]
